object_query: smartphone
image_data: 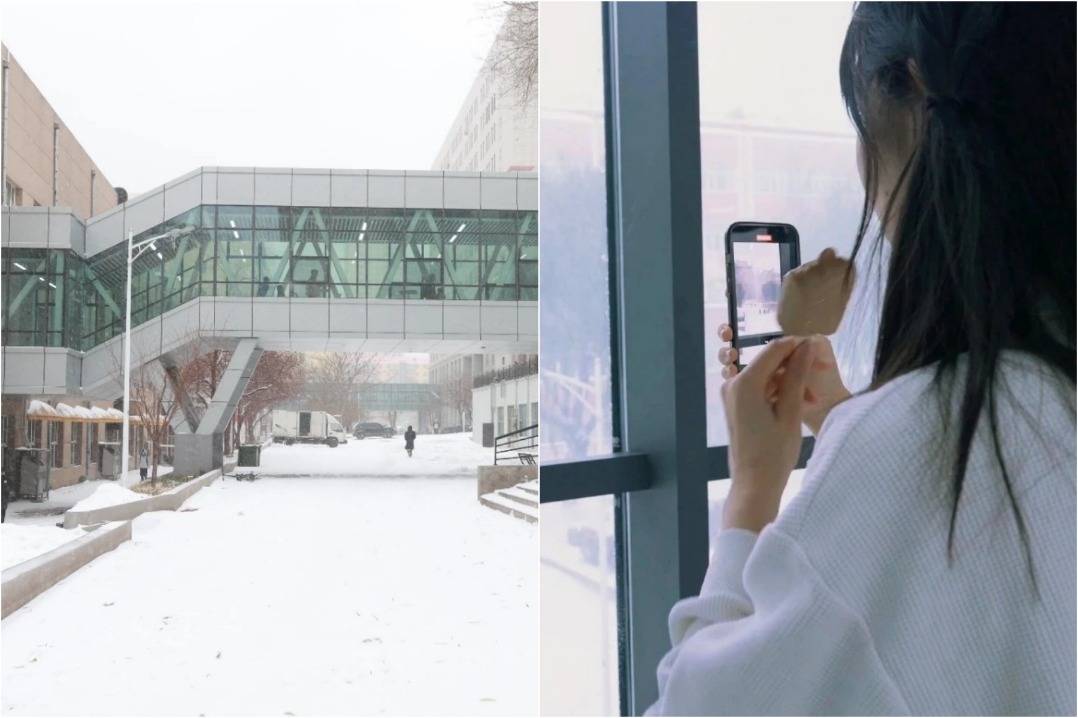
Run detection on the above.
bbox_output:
[725,222,801,370]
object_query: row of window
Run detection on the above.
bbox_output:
[701,170,856,194]
[4,417,150,472]
[2,213,538,351]
[207,206,532,234]
[495,402,539,435]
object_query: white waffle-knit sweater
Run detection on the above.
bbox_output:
[647,352,1076,716]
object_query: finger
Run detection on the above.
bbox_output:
[718,324,733,342]
[722,363,739,380]
[776,340,815,424]
[737,336,804,386]
[718,347,739,366]
[819,247,837,262]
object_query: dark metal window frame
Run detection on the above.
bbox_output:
[539,4,814,714]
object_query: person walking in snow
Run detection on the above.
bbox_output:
[138,448,150,482]
[404,426,416,458]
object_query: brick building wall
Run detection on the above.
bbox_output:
[2,43,120,218]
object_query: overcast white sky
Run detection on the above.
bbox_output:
[1,0,501,196]
[542,2,856,133]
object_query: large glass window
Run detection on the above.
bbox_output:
[540,3,620,716]
[540,4,868,715]
[3,202,536,351]
[698,2,866,448]
[1,249,63,347]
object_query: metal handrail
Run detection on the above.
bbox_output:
[494,423,539,465]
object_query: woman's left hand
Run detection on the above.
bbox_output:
[721,336,815,533]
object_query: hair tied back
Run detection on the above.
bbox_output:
[925,95,975,123]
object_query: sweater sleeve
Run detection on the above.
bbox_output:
[646,527,910,716]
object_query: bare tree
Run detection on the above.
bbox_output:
[485,1,539,110]
[112,332,207,485]
[304,353,379,428]
[441,372,475,430]
[230,352,306,449]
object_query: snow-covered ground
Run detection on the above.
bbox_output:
[258,432,492,477]
[2,435,536,716]
[69,483,145,513]
[1,524,86,571]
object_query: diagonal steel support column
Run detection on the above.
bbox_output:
[160,357,200,435]
[197,339,263,436]
[174,339,263,476]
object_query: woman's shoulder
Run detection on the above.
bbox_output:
[779,351,1075,540]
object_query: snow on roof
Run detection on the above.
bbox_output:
[26,401,141,423]
[26,400,59,417]
[55,403,81,418]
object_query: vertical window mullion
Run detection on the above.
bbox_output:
[605,3,708,714]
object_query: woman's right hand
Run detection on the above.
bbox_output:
[717,324,851,436]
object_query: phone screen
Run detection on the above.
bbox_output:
[725,223,800,370]
[731,241,784,339]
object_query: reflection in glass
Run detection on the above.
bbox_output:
[697,3,867,446]
[542,496,619,716]
[539,3,620,716]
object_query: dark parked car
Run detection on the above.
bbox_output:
[353,422,396,439]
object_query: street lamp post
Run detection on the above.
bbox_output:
[120,226,195,483]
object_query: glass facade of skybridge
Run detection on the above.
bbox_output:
[1,204,537,351]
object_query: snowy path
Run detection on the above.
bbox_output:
[2,437,536,716]
[256,432,491,478]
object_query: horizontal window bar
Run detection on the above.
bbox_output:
[539,452,652,503]
[540,438,818,504]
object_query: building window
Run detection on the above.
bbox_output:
[703,169,735,192]
[88,423,97,467]
[3,180,19,206]
[71,423,83,466]
[1,415,10,449]
[27,419,41,449]
[497,407,505,435]
[48,421,62,468]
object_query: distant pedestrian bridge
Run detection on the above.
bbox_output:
[1,168,537,398]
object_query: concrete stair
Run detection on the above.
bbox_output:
[480,480,538,524]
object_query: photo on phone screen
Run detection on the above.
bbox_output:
[725,222,800,369]
[731,242,783,338]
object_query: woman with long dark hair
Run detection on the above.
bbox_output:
[648,4,1075,715]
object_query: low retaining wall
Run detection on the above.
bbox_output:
[2,521,132,619]
[63,469,220,529]
[477,465,538,498]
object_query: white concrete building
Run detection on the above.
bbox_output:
[432,25,537,173]
[429,14,539,448]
